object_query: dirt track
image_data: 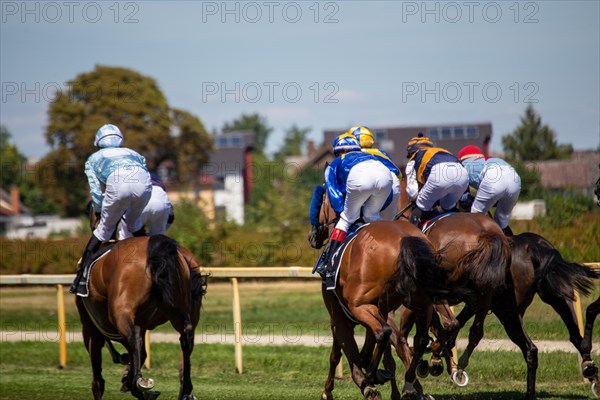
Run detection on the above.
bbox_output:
[1,330,598,355]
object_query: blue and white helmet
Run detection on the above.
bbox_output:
[94,124,124,148]
[332,133,361,156]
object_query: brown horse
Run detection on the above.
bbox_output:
[317,190,464,400]
[392,176,543,400]
[396,217,600,399]
[75,234,206,400]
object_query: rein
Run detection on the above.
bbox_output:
[394,201,414,221]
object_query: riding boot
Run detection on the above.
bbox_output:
[502,225,514,236]
[323,228,346,290]
[409,207,424,227]
[70,235,102,294]
[132,228,147,237]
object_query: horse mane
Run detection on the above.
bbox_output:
[146,235,184,310]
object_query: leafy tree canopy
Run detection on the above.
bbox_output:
[41,65,212,215]
[274,124,310,162]
[502,105,573,161]
[222,113,272,155]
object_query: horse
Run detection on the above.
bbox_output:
[77,206,206,400]
[412,232,600,392]
[392,175,543,400]
[316,188,465,400]
[582,296,600,397]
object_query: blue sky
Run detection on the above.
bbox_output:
[1,1,599,160]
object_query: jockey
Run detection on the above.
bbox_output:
[457,145,521,235]
[405,133,469,227]
[348,125,402,220]
[70,124,152,294]
[117,172,174,238]
[322,133,393,289]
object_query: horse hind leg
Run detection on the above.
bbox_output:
[322,332,343,400]
[114,313,153,399]
[76,298,106,399]
[177,320,196,400]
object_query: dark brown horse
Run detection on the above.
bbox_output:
[397,221,600,399]
[317,190,464,400]
[582,295,600,398]
[392,176,544,400]
[75,234,206,400]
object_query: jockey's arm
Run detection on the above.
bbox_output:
[405,160,419,201]
[324,161,345,214]
[85,158,103,212]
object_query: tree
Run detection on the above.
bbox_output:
[274,124,310,162]
[40,65,212,215]
[222,113,272,155]
[171,109,214,184]
[502,105,573,161]
[0,125,59,214]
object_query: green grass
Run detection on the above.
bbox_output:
[1,281,598,342]
[0,341,594,400]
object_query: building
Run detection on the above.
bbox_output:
[302,122,493,172]
[526,150,600,195]
[199,130,255,224]
[0,187,82,238]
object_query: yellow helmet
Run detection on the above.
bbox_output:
[347,126,374,148]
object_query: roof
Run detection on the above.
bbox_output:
[527,151,600,189]
[0,188,32,216]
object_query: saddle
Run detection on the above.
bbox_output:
[76,244,115,297]
[313,223,369,289]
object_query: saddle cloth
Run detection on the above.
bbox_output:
[421,212,455,234]
[76,246,114,298]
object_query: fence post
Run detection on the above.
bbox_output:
[231,278,243,374]
[145,330,151,369]
[574,290,585,382]
[57,284,67,369]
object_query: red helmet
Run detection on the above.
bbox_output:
[458,145,484,161]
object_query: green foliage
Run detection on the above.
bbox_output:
[171,108,214,184]
[538,192,596,228]
[0,237,84,274]
[511,160,543,200]
[166,200,217,266]
[40,65,212,216]
[502,105,572,161]
[0,125,59,215]
[222,113,272,155]
[274,124,310,162]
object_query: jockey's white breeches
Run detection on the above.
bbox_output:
[471,164,521,229]
[416,162,469,212]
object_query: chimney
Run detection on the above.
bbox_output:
[10,186,20,215]
[307,141,316,157]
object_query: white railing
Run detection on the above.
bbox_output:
[0,267,318,372]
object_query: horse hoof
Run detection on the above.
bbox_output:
[416,360,430,379]
[363,385,381,400]
[182,395,197,400]
[136,377,155,391]
[592,382,599,399]
[583,361,599,379]
[451,370,469,387]
[321,392,333,400]
[429,362,443,377]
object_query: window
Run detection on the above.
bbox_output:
[466,126,479,138]
[217,136,228,148]
[428,128,439,139]
[375,130,387,141]
[441,128,452,139]
[231,136,242,147]
[454,127,465,138]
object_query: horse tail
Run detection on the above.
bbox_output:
[453,231,510,291]
[522,232,600,300]
[391,236,463,300]
[146,234,183,311]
